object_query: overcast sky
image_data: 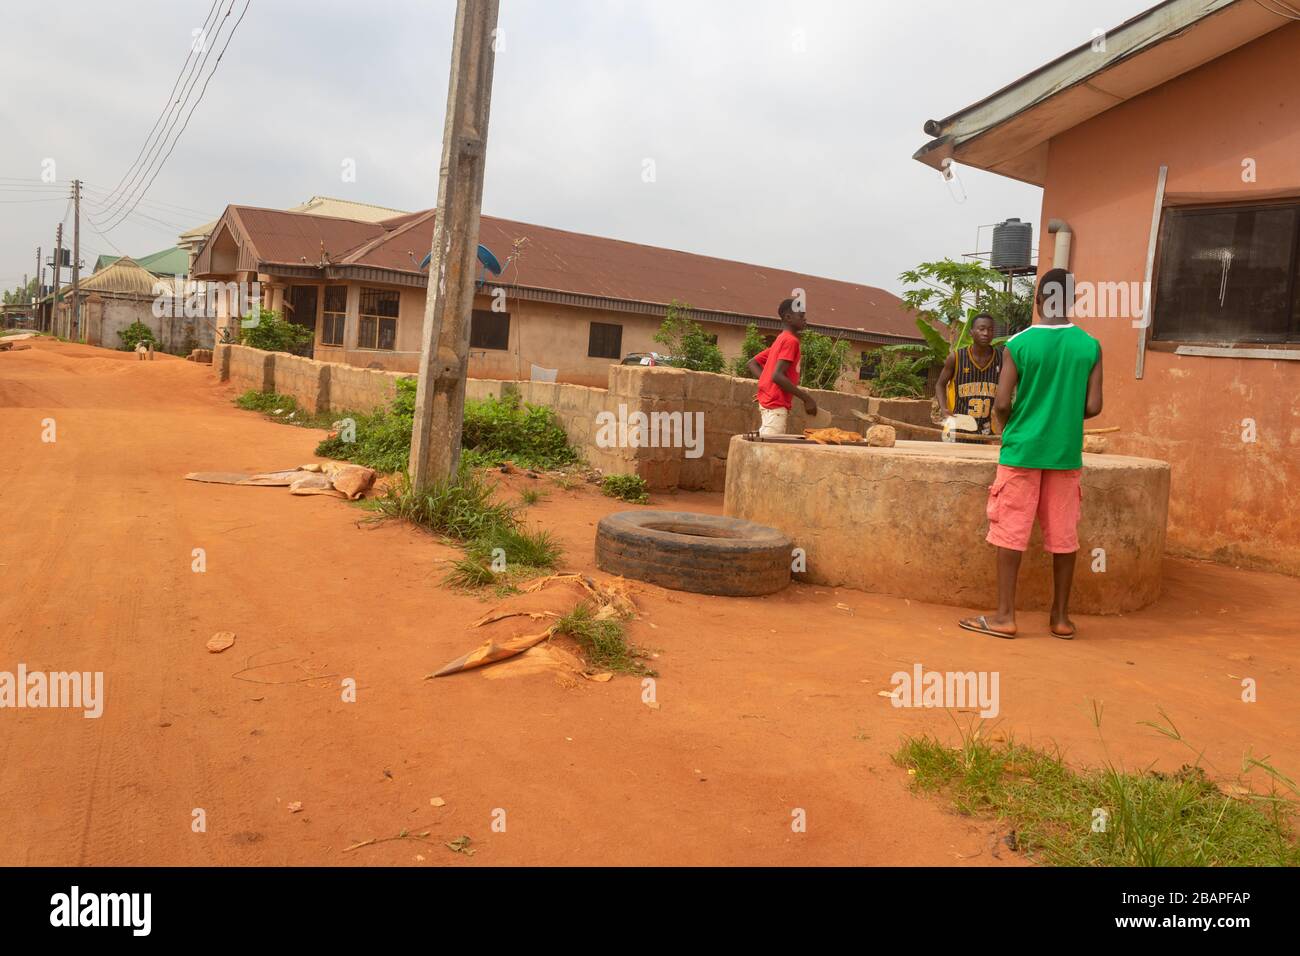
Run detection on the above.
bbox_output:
[0,0,1152,297]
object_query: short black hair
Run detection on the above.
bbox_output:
[1036,268,1074,319]
[777,298,798,320]
[971,312,995,327]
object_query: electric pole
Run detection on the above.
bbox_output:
[35,246,41,326]
[52,224,63,336]
[71,179,81,341]
[409,0,500,486]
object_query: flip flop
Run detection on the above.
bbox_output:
[1050,624,1076,640]
[958,615,1016,640]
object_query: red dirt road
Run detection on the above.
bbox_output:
[1,339,1296,866]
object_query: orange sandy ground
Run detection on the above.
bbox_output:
[0,339,1296,866]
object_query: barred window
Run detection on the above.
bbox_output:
[321,286,347,347]
[358,287,399,350]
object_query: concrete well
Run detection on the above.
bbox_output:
[723,437,1170,614]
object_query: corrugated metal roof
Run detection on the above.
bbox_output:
[95,246,190,277]
[196,204,918,339]
[77,257,165,296]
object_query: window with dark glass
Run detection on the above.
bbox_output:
[469,310,510,350]
[859,349,881,380]
[358,287,399,350]
[588,321,623,359]
[322,285,347,346]
[1154,202,1300,344]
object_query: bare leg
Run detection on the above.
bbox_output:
[1050,551,1077,637]
[963,547,1023,636]
[989,546,1022,631]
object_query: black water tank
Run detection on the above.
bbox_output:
[991,218,1033,270]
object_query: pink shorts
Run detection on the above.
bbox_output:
[985,465,1082,554]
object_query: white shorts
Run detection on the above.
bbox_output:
[759,406,789,436]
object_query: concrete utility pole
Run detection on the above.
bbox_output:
[71,179,81,340]
[409,0,500,486]
[35,246,41,326]
[52,224,63,336]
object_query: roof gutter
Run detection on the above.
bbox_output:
[912,0,1247,178]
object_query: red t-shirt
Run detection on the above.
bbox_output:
[754,330,801,409]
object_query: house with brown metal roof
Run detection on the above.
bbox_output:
[192,204,920,387]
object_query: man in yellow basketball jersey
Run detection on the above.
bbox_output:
[935,313,1002,438]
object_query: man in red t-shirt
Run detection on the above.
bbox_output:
[747,298,819,435]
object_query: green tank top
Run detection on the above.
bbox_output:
[999,324,1099,470]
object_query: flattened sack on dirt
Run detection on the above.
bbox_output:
[290,473,347,498]
[238,470,308,486]
[185,472,255,485]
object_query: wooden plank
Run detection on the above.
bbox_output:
[1135,164,1168,380]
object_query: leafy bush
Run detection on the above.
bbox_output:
[654,300,724,373]
[316,379,578,475]
[728,323,767,378]
[871,352,930,398]
[461,392,578,470]
[601,474,649,504]
[117,321,158,352]
[800,331,851,392]
[238,307,314,353]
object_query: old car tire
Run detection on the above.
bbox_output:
[595,510,793,596]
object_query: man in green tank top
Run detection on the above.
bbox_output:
[959,269,1104,641]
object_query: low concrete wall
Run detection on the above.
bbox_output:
[216,343,932,490]
[216,344,411,415]
[723,437,1170,614]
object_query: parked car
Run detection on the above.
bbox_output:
[620,351,679,366]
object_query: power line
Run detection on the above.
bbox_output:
[92,0,244,230]
[97,0,252,234]
[92,0,225,212]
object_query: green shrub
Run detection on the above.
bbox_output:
[654,300,724,373]
[800,331,851,392]
[238,307,313,353]
[871,351,929,398]
[461,392,578,470]
[601,474,649,504]
[314,379,578,475]
[728,323,767,378]
[117,321,157,352]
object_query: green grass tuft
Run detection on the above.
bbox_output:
[374,470,517,542]
[894,724,1300,866]
[553,602,655,676]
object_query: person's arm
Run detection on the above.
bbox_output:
[773,359,817,415]
[748,346,770,380]
[992,348,1018,435]
[1084,344,1104,419]
[934,352,956,419]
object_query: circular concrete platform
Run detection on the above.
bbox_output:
[723,437,1170,614]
